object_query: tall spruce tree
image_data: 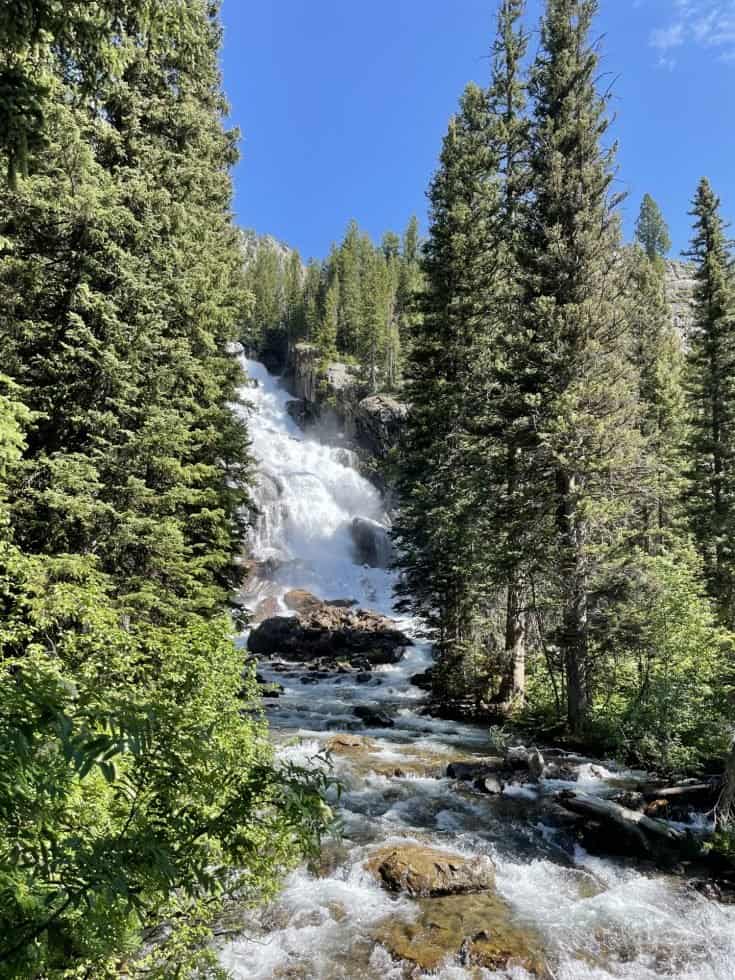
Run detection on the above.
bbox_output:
[520,0,642,731]
[484,0,531,703]
[635,193,672,263]
[394,82,502,705]
[685,178,735,625]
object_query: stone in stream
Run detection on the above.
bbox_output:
[247,601,411,667]
[372,890,550,977]
[528,748,546,783]
[350,516,394,568]
[353,704,395,728]
[446,759,505,782]
[366,844,495,897]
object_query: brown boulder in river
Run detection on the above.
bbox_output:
[248,593,411,666]
[366,844,495,897]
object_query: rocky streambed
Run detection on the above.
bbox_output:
[218,360,735,979]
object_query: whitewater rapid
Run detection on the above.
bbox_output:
[219,360,735,980]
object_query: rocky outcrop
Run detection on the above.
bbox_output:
[354,395,408,460]
[367,844,495,897]
[247,592,411,667]
[350,517,393,568]
[664,259,696,338]
[286,343,407,467]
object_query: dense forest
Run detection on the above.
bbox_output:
[0,3,330,977]
[242,216,422,391]
[2,0,735,977]
[394,0,735,781]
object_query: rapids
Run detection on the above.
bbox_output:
[219,360,735,980]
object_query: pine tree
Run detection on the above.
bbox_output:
[519,0,642,732]
[635,193,672,263]
[685,178,735,625]
[395,82,502,706]
[483,0,531,704]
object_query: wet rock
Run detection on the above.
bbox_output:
[373,891,550,976]
[367,844,495,897]
[355,672,373,684]
[410,669,433,691]
[325,733,377,754]
[350,517,393,568]
[528,748,546,783]
[286,398,312,429]
[506,745,530,770]
[354,705,395,728]
[252,596,280,623]
[247,605,411,667]
[355,394,408,460]
[479,774,505,796]
[446,759,505,782]
[325,597,358,608]
[283,589,324,615]
[645,799,670,819]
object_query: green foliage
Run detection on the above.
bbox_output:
[243,217,421,391]
[591,547,734,771]
[635,193,672,262]
[684,178,735,627]
[0,3,331,976]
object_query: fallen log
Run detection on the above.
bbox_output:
[641,781,719,804]
[558,791,687,855]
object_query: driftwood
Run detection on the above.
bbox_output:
[642,782,720,804]
[559,791,687,854]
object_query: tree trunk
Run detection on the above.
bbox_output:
[716,735,735,830]
[504,581,526,701]
[557,468,589,733]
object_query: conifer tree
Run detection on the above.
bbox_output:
[395,82,502,705]
[685,178,735,625]
[635,193,672,263]
[483,0,531,703]
[520,0,642,731]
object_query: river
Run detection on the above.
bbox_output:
[218,359,735,980]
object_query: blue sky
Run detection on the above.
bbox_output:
[219,0,735,261]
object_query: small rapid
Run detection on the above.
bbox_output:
[220,360,735,980]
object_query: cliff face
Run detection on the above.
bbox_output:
[286,343,407,468]
[663,259,697,338]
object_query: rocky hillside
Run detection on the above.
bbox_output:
[284,343,407,484]
[664,259,697,337]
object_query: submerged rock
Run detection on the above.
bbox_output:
[367,844,495,897]
[354,705,395,728]
[373,891,550,976]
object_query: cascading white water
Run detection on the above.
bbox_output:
[220,361,735,980]
[238,358,397,614]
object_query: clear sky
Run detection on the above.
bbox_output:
[219,0,735,262]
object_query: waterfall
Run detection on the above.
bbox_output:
[220,361,735,980]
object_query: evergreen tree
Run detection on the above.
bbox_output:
[685,178,735,625]
[635,193,672,263]
[395,82,502,706]
[483,0,531,704]
[519,0,642,732]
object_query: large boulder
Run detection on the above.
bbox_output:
[283,589,324,616]
[247,602,411,667]
[350,517,393,568]
[373,892,550,976]
[366,844,495,898]
[355,394,408,459]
